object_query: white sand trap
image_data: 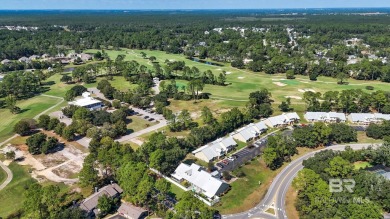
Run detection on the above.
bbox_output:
[225,71,232,75]
[273,82,287,87]
[169,59,176,62]
[285,96,302,100]
[298,89,316,93]
[237,76,245,79]
[216,68,222,71]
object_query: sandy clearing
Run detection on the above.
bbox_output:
[273,82,287,87]
[285,96,302,100]
[237,76,245,79]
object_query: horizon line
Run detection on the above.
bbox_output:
[1,7,390,11]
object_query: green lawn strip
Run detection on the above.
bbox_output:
[0,163,36,217]
[127,115,159,133]
[215,159,273,213]
[353,161,373,170]
[169,182,185,200]
[0,95,61,143]
[0,167,6,185]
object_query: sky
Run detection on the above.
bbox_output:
[0,0,389,10]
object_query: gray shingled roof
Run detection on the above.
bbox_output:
[118,202,147,219]
[79,183,123,214]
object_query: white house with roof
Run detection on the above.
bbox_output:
[304,112,346,123]
[18,56,30,63]
[69,92,103,111]
[171,163,229,201]
[230,124,260,143]
[348,113,390,125]
[192,136,237,162]
[264,112,300,128]
[1,59,11,65]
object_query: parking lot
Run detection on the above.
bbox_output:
[216,129,292,173]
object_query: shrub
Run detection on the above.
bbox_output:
[366,86,374,90]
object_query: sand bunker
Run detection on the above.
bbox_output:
[298,88,316,93]
[285,96,302,100]
[237,76,245,79]
[273,82,287,87]
[225,71,232,75]
[216,68,222,71]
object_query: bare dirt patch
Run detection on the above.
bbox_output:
[52,161,81,179]
[286,186,299,219]
[35,153,68,168]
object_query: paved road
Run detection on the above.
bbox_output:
[222,143,378,219]
[0,161,13,191]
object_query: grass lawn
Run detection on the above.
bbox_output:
[0,95,61,143]
[169,182,185,200]
[0,167,6,185]
[84,48,390,117]
[215,146,322,214]
[215,158,273,214]
[0,163,36,218]
[127,115,159,133]
[354,161,373,170]
[285,186,299,219]
[355,131,383,144]
[44,74,137,98]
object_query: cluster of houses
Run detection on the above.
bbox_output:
[304,112,390,125]
[169,112,300,203]
[192,112,300,163]
[79,183,148,219]
[0,52,93,66]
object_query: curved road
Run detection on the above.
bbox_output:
[222,143,378,219]
[0,161,13,191]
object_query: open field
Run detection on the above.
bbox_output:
[0,95,62,143]
[285,186,299,219]
[85,48,390,114]
[0,163,36,217]
[355,131,383,144]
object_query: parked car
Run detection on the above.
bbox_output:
[227,157,235,161]
[148,118,155,121]
[222,159,229,165]
[144,116,149,119]
[232,154,239,159]
[216,163,224,168]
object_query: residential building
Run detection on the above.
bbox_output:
[118,202,147,219]
[78,53,93,62]
[18,56,30,63]
[69,92,104,111]
[171,163,229,201]
[80,183,123,217]
[304,112,346,123]
[347,113,390,125]
[253,121,268,133]
[230,124,260,143]
[192,136,237,162]
[264,112,300,128]
[29,55,40,60]
[1,59,11,65]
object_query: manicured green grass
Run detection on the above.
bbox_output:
[127,115,158,133]
[169,182,185,200]
[44,74,137,98]
[0,167,6,185]
[354,161,373,170]
[0,95,61,143]
[215,159,274,214]
[85,48,390,115]
[0,163,36,218]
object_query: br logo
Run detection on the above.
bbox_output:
[329,179,355,193]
